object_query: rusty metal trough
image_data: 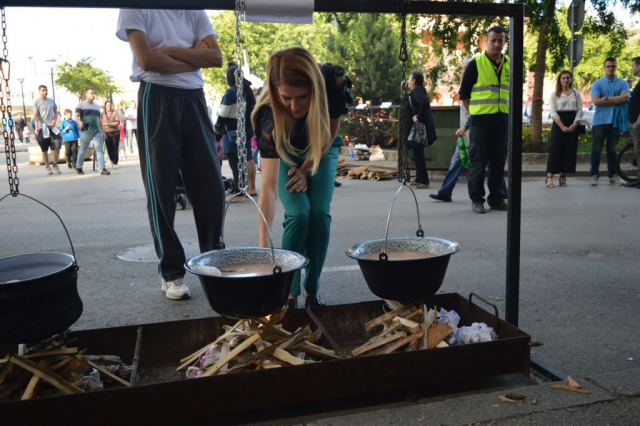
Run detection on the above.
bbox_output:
[0,293,530,425]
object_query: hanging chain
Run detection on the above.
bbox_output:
[0,7,18,196]
[234,0,248,194]
[397,0,410,184]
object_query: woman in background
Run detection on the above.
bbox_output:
[546,70,583,187]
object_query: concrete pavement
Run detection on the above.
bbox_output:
[0,149,638,424]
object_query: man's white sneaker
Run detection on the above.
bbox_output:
[590,175,598,186]
[52,164,61,174]
[45,166,53,175]
[609,175,621,185]
[114,164,119,169]
[161,278,190,300]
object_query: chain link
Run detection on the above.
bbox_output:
[397,0,410,184]
[234,0,248,194]
[1,7,18,196]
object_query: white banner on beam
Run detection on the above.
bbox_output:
[245,0,314,24]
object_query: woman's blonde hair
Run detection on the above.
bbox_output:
[252,47,331,175]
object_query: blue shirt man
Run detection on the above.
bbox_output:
[589,58,630,185]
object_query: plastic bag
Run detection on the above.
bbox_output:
[369,146,385,161]
[438,308,461,345]
[456,322,498,345]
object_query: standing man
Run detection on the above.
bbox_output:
[14,113,26,143]
[117,9,226,300]
[75,88,110,176]
[33,85,63,175]
[590,57,630,186]
[459,26,509,214]
[625,56,640,188]
[124,100,138,154]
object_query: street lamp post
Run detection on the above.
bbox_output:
[17,78,27,121]
[45,59,56,103]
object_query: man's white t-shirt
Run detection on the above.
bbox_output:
[116,10,218,89]
[124,107,138,130]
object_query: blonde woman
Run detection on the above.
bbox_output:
[252,47,351,309]
[546,70,583,187]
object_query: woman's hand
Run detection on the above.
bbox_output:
[285,167,308,193]
[455,127,467,137]
[567,123,577,133]
[412,115,418,123]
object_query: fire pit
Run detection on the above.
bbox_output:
[0,293,530,425]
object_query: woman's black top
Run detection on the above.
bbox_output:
[405,85,437,145]
[254,63,352,159]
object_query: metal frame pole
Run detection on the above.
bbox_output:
[506,11,524,327]
[18,78,27,121]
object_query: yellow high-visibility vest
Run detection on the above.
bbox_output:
[469,54,510,115]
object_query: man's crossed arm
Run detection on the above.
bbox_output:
[126,30,222,74]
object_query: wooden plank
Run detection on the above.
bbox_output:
[272,348,305,366]
[420,305,432,350]
[86,359,131,388]
[369,320,403,344]
[50,358,72,372]
[371,330,424,356]
[177,319,246,371]
[296,341,340,360]
[23,348,79,359]
[352,332,406,357]
[10,355,84,395]
[396,317,421,334]
[404,308,423,321]
[383,300,404,311]
[21,359,52,400]
[203,334,261,377]
[552,384,592,394]
[365,299,429,331]
[567,376,581,388]
[427,323,453,349]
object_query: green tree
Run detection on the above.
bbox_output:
[204,12,337,95]
[55,58,120,101]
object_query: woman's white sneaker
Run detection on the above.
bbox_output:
[161,278,190,300]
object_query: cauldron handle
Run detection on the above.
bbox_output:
[0,193,79,270]
[220,193,277,265]
[381,183,424,259]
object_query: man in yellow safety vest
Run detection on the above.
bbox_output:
[459,26,509,214]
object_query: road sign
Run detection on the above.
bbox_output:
[567,35,584,68]
[568,0,585,32]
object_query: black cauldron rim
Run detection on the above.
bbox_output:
[0,252,78,285]
[346,236,461,262]
[185,247,309,279]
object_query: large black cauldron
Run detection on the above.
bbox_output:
[186,248,308,319]
[186,194,308,319]
[346,184,461,303]
[0,194,82,345]
[0,252,82,345]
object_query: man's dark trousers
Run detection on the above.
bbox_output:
[467,125,507,206]
[590,124,620,178]
[137,81,226,281]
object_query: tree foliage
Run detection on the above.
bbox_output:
[203,12,337,95]
[55,58,120,101]
[326,13,420,105]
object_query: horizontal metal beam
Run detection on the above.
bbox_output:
[1,0,525,17]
